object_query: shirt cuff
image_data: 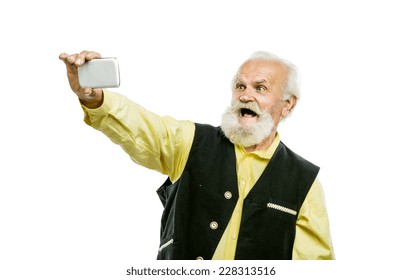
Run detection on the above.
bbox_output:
[81,89,115,128]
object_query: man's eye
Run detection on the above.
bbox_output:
[256,86,266,92]
[236,84,246,90]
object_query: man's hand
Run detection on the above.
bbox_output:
[59,50,104,108]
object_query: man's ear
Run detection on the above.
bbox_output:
[282,96,297,118]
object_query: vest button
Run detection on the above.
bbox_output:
[209,221,218,230]
[196,256,204,260]
[224,191,232,199]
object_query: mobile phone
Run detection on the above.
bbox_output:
[78,57,120,88]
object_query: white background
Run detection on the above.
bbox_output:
[1,0,401,279]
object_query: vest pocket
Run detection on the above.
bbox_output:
[158,238,174,252]
[267,202,297,216]
[157,237,182,260]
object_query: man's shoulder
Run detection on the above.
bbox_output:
[278,141,320,171]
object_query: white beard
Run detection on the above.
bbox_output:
[220,100,275,148]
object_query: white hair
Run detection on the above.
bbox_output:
[220,100,275,147]
[232,51,301,101]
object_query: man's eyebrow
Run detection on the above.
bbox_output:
[254,79,267,84]
[234,78,269,85]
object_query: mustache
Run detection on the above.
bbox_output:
[221,100,275,147]
[229,100,265,116]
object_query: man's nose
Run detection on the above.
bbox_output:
[239,88,255,102]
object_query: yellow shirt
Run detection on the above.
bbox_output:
[83,90,335,260]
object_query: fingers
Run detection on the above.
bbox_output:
[59,51,102,66]
[80,88,104,108]
[74,50,102,66]
[83,87,102,98]
[59,52,73,67]
[83,87,96,98]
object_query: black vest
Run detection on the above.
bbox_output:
[156,123,319,260]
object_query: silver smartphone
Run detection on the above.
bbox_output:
[78,57,120,88]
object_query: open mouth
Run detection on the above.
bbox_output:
[241,108,258,118]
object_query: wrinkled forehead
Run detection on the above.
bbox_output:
[236,59,289,84]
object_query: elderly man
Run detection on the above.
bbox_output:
[59,50,335,260]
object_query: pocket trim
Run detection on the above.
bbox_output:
[158,238,174,252]
[267,202,297,216]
